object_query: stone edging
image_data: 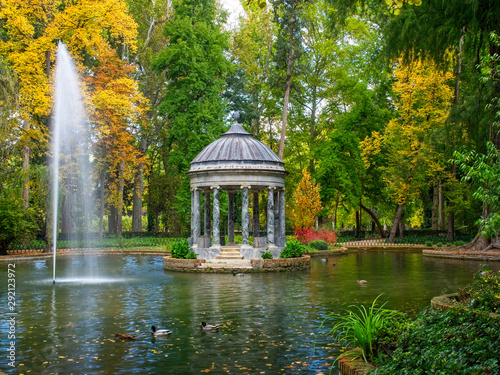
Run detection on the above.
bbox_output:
[163,255,310,273]
[305,247,348,256]
[337,349,376,375]
[431,293,498,318]
[423,249,500,261]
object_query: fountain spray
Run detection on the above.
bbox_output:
[51,42,90,284]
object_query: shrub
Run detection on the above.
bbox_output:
[436,242,443,247]
[171,240,197,259]
[261,250,273,259]
[454,240,465,246]
[425,241,433,247]
[458,266,500,313]
[0,194,38,255]
[308,239,328,250]
[375,308,500,374]
[295,228,337,246]
[280,239,306,258]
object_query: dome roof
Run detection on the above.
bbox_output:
[187,123,287,190]
[190,123,284,169]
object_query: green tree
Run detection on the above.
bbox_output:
[152,0,231,230]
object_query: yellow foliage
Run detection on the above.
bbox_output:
[382,57,453,206]
[360,131,382,168]
[291,168,323,230]
[0,0,138,150]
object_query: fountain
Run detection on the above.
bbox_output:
[51,42,93,283]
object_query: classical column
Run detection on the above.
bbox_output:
[227,191,235,245]
[241,186,250,246]
[274,191,279,238]
[190,189,194,244]
[204,191,211,246]
[253,191,260,238]
[192,188,201,247]
[212,186,220,247]
[279,189,286,246]
[267,187,275,246]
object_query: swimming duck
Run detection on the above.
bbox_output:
[151,325,172,336]
[200,322,219,330]
[232,270,245,277]
[115,333,136,340]
[356,280,367,284]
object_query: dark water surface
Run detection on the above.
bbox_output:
[1,251,499,374]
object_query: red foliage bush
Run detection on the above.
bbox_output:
[295,228,337,246]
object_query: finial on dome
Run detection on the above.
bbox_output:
[232,111,241,123]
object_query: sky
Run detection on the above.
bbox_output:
[220,0,245,26]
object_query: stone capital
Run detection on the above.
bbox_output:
[240,184,251,190]
[268,186,276,190]
[210,185,220,190]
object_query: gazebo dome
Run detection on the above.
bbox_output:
[187,122,288,191]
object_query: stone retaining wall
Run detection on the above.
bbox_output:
[430,293,498,318]
[163,257,206,270]
[251,255,310,271]
[305,247,348,256]
[163,255,310,272]
[337,349,376,375]
[423,249,500,261]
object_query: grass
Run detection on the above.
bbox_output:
[317,294,399,369]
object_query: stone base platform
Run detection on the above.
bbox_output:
[163,255,310,273]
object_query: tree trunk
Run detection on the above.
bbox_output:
[359,203,386,238]
[310,85,317,173]
[98,164,106,239]
[278,13,295,160]
[21,119,30,208]
[389,204,404,243]
[116,160,125,234]
[432,184,438,230]
[439,179,445,230]
[447,164,456,241]
[131,160,144,232]
[60,188,76,234]
[44,164,54,253]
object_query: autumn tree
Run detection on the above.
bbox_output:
[125,0,172,232]
[86,53,148,236]
[0,0,140,248]
[291,168,322,230]
[362,58,454,242]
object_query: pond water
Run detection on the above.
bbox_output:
[1,251,499,374]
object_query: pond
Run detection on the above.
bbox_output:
[1,251,499,374]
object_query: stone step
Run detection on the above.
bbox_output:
[216,254,244,259]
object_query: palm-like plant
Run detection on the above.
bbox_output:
[319,295,398,363]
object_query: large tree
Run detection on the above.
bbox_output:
[152,0,231,231]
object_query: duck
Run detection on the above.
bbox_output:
[150,325,172,336]
[200,322,219,330]
[356,280,367,284]
[320,258,328,262]
[232,270,245,277]
[115,333,136,340]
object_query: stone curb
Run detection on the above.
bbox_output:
[305,247,348,256]
[337,348,376,375]
[163,255,311,273]
[430,293,498,318]
[423,249,500,261]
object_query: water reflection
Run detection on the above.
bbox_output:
[1,252,498,374]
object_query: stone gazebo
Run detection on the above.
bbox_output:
[186,117,288,259]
